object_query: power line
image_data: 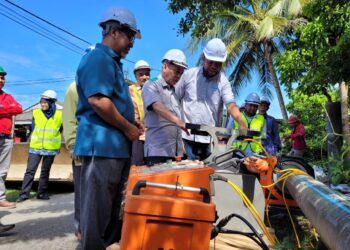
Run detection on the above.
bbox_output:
[0,3,84,51]
[7,76,75,84]
[0,3,86,52]
[4,0,91,45]
[1,0,162,72]
[0,12,84,55]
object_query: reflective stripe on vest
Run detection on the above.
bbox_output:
[232,113,264,153]
[130,85,144,122]
[29,109,62,150]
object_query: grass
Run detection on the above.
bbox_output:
[5,182,73,202]
[6,188,37,202]
[270,213,328,250]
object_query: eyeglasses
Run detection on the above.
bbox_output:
[119,27,136,43]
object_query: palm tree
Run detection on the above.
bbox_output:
[189,0,307,121]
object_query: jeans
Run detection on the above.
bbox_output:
[20,153,55,197]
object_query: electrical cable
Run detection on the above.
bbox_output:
[0,3,87,52]
[0,11,83,55]
[4,0,91,45]
[215,213,270,250]
[212,174,276,245]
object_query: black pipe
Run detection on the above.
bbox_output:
[285,174,350,250]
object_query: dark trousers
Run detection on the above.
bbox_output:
[183,139,211,161]
[131,140,145,166]
[72,160,81,234]
[20,153,55,197]
[80,156,130,250]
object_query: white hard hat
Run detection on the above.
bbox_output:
[162,49,188,69]
[134,60,150,72]
[245,92,260,105]
[99,7,141,39]
[203,38,227,62]
[41,90,57,100]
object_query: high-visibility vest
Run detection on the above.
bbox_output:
[29,109,62,150]
[232,113,264,153]
[130,85,144,122]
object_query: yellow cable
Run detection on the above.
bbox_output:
[242,138,270,157]
[261,167,311,248]
[226,180,276,245]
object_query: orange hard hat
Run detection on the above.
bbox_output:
[288,115,300,124]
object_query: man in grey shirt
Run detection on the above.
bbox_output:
[176,38,247,160]
[142,49,189,165]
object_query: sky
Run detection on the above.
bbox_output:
[0,0,289,118]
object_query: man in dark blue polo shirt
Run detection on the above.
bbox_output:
[75,7,143,250]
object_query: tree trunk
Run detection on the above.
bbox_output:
[264,40,288,121]
[340,81,350,144]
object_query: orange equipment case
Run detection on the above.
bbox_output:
[120,161,216,250]
[126,160,214,201]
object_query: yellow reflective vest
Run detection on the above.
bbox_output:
[29,109,62,150]
[232,113,265,153]
[130,84,144,122]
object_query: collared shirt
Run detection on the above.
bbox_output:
[74,43,134,158]
[176,66,235,143]
[142,75,183,157]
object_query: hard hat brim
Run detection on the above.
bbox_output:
[203,51,226,63]
[134,66,151,72]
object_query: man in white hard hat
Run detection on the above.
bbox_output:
[259,96,281,155]
[176,38,247,161]
[129,60,151,166]
[231,93,265,156]
[0,66,22,209]
[74,7,143,250]
[142,49,189,165]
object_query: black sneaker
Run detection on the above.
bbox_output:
[16,195,29,203]
[37,194,50,200]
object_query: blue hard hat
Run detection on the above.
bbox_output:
[245,93,260,105]
[260,95,270,105]
[99,7,141,39]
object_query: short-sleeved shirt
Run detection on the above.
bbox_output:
[74,43,134,158]
[142,75,183,157]
[175,67,235,143]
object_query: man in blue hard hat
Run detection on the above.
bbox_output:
[230,93,265,156]
[74,7,143,250]
[259,96,281,155]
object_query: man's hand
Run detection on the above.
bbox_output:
[175,119,190,135]
[134,120,144,135]
[124,124,141,141]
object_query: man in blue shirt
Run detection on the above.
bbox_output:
[259,96,281,155]
[75,7,143,250]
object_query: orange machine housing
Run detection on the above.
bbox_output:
[126,160,214,202]
[120,161,216,250]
